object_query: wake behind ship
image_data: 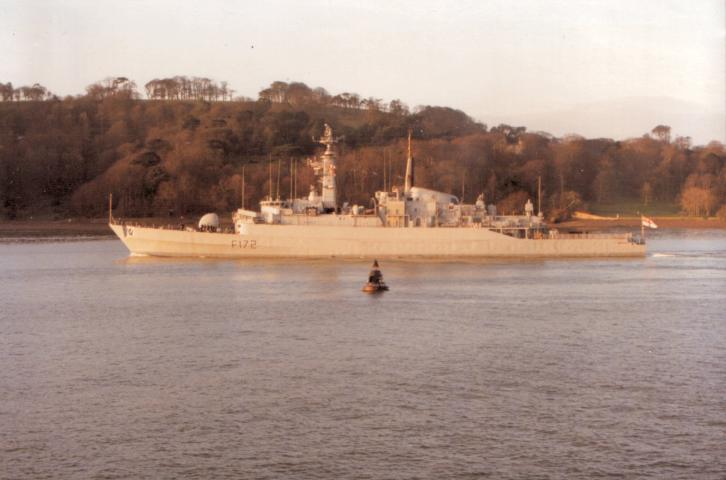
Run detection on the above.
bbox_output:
[110,125,645,258]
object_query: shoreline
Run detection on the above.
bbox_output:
[557,216,726,230]
[0,219,115,238]
[1,216,725,240]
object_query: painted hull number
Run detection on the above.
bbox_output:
[232,239,257,249]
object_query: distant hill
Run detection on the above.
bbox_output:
[483,96,725,145]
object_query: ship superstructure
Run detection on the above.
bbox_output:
[110,125,645,258]
[238,126,546,236]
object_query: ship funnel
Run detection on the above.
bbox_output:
[404,129,414,192]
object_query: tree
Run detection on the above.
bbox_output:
[592,156,616,202]
[219,81,229,101]
[1,82,51,101]
[415,107,482,139]
[641,182,653,206]
[312,87,329,103]
[362,97,381,111]
[675,136,691,150]
[389,99,408,116]
[491,124,526,143]
[548,190,583,222]
[86,77,138,99]
[651,125,671,143]
[497,190,530,215]
[286,82,313,106]
[0,82,13,101]
[680,185,718,217]
[259,81,289,103]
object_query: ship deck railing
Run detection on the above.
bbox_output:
[545,232,636,241]
[111,220,236,233]
[482,225,635,242]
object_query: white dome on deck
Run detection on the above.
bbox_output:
[198,213,220,229]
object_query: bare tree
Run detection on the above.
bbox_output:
[651,125,671,143]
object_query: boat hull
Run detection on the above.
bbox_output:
[109,223,646,258]
[362,284,389,293]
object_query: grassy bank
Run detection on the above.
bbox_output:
[559,216,726,231]
[587,200,681,217]
[564,199,726,230]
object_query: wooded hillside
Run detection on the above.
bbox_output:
[1,77,725,221]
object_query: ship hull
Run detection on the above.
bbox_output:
[109,223,646,258]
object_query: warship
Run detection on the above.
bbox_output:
[109,125,646,258]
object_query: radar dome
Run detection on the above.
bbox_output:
[198,213,220,229]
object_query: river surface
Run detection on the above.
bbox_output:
[1,230,725,479]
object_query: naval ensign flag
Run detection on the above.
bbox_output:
[641,216,658,229]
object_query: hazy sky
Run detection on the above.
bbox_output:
[2,0,724,141]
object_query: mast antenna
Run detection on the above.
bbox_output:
[537,176,542,216]
[383,149,388,192]
[268,154,272,200]
[404,129,414,192]
[108,193,113,223]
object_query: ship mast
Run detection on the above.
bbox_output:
[404,129,415,192]
[538,175,542,216]
[311,123,338,210]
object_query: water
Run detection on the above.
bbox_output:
[1,230,725,479]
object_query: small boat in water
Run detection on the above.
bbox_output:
[362,260,389,293]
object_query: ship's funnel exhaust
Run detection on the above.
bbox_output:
[404,129,414,192]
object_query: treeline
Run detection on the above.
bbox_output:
[0,77,725,221]
[144,77,237,102]
[0,82,55,101]
[258,80,410,114]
